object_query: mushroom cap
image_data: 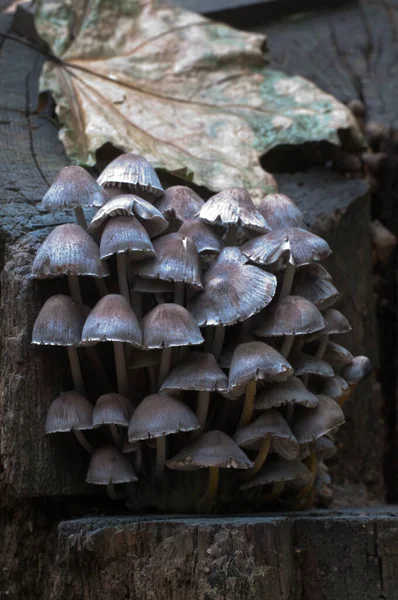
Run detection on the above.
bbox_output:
[289,351,334,378]
[160,352,228,394]
[32,294,84,346]
[128,394,200,441]
[314,436,337,460]
[131,277,174,294]
[87,195,168,239]
[292,268,339,310]
[133,232,202,290]
[255,296,325,338]
[189,247,277,327]
[322,309,351,335]
[257,193,305,230]
[92,393,134,428]
[97,153,163,197]
[292,395,345,444]
[240,457,311,490]
[178,219,222,256]
[166,430,253,470]
[81,294,142,346]
[86,445,138,485]
[315,375,349,399]
[155,186,204,230]
[32,223,109,279]
[100,216,155,261]
[45,391,93,433]
[343,356,372,385]
[228,342,293,393]
[300,263,333,280]
[142,303,204,348]
[255,377,319,409]
[241,227,331,267]
[323,341,353,367]
[127,348,162,370]
[234,410,299,460]
[41,166,107,211]
[197,187,270,234]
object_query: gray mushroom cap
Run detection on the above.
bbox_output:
[32,294,84,346]
[160,352,228,394]
[97,153,163,197]
[133,232,202,290]
[166,430,253,470]
[241,227,331,267]
[343,356,372,385]
[314,436,337,460]
[131,277,174,294]
[142,303,204,349]
[234,410,299,460]
[240,457,311,490]
[41,165,107,211]
[292,395,345,444]
[128,394,200,441]
[289,351,334,378]
[322,309,351,335]
[92,393,134,428]
[32,223,109,279]
[189,247,277,327]
[197,187,270,234]
[86,445,137,485]
[255,377,319,410]
[292,267,339,310]
[81,294,142,347]
[100,216,155,261]
[87,195,168,239]
[323,341,354,367]
[258,193,305,230]
[155,186,204,230]
[178,219,222,257]
[316,375,349,399]
[45,391,93,433]
[255,296,325,338]
[229,342,293,393]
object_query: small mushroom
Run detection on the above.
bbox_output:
[196,187,270,244]
[323,341,354,367]
[257,193,305,230]
[81,294,142,396]
[289,350,334,378]
[314,308,351,359]
[41,165,107,228]
[178,219,222,264]
[86,445,137,498]
[88,195,168,239]
[128,394,200,480]
[159,352,228,430]
[155,186,204,231]
[133,232,202,305]
[97,153,163,198]
[292,266,339,310]
[343,356,372,385]
[167,430,253,508]
[32,223,109,304]
[32,294,86,394]
[255,296,325,358]
[45,390,93,453]
[228,341,293,428]
[314,436,337,460]
[93,393,134,446]
[314,375,349,401]
[142,303,204,388]
[255,377,319,410]
[189,247,277,359]
[234,410,299,478]
[240,457,310,493]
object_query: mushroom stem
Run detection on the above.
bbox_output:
[203,327,213,352]
[147,365,157,393]
[155,435,166,482]
[236,380,257,431]
[96,278,108,297]
[107,482,118,500]
[201,466,220,509]
[281,334,295,358]
[243,436,271,480]
[113,342,129,396]
[68,274,82,304]
[196,390,211,431]
[295,449,317,503]
[109,424,121,447]
[286,404,295,423]
[241,317,252,334]
[174,282,185,306]
[225,223,238,246]
[212,326,225,360]
[316,333,329,359]
[155,293,166,305]
[74,206,87,229]
[130,293,142,320]
[280,262,295,298]
[157,347,173,389]
[338,384,355,407]
[73,429,93,454]
[258,480,285,504]
[85,347,113,392]
[134,448,142,473]
[67,346,86,395]
[116,253,130,301]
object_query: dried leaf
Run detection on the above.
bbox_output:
[35,0,365,201]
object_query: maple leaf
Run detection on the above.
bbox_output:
[35,0,365,202]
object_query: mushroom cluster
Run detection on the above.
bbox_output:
[32,155,371,511]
